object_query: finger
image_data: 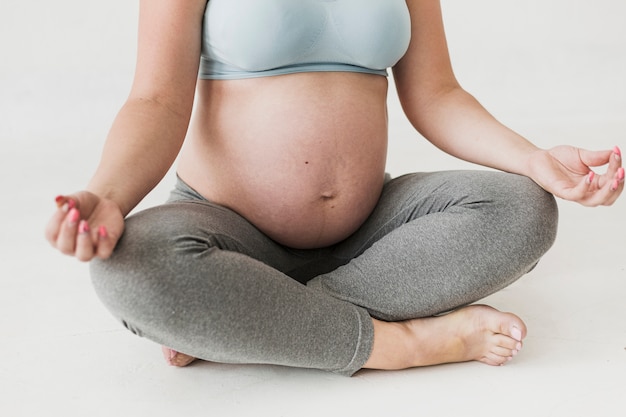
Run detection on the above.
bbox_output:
[54,195,77,211]
[559,171,607,207]
[557,171,595,203]
[95,225,116,259]
[75,220,96,262]
[56,208,81,255]
[603,167,625,206]
[615,167,624,188]
[598,146,623,189]
[45,207,69,245]
[45,195,76,244]
[582,171,622,207]
[588,148,623,206]
[611,147,624,188]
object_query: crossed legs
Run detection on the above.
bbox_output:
[91,171,557,375]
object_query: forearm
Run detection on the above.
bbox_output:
[409,86,540,176]
[87,97,189,216]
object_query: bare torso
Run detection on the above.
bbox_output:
[177,72,389,248]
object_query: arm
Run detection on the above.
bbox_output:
[88,0,206,215]
[393,0,623,206]
[46,0,208,260]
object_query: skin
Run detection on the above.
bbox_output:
[46,0,623,371]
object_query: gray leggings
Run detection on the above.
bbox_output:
[90,170,558,376]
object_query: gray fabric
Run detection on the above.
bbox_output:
[90,170,558,376]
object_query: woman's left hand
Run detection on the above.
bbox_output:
[527,145,624,206]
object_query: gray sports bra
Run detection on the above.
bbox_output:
[199,0,411,79]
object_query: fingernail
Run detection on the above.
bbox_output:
[586,171,595,184]
[68,208,80,225]
[614,146,622,160]
[78,220,90,234]
[55,196,70,212]
[62,199,76,212]
[98,225,108,238]
[511,326,523,341]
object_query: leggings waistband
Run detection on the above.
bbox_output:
[167,175,208,203]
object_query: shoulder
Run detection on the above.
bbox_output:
[393,0,459,96]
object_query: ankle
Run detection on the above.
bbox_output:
[363,319,415,370]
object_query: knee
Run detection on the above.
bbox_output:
[89,209,175,336]
[497,173,559,257]
[89,202,248,341]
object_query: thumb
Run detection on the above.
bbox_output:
[578,148,613,168]
[54,194,78,211]
[54,190,100,214]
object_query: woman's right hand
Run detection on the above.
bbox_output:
[45,191,125,262]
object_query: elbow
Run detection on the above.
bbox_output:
[396,82,468,133]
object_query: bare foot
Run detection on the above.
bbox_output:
[364,304,526,370]
[162,346,198,367]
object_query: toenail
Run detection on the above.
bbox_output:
[512,350,518,356]
[511,326,522,341]
[516,342,522,351]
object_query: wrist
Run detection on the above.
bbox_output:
[85,183,132,217]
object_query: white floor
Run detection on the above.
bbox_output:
[2,1,625,416]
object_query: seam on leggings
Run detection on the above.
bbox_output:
[335,306,373,376]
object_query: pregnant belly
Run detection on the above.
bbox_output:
[181,130,388,248]
[234,157,386,248]
[178,73,389,248]
[189,129,388,248]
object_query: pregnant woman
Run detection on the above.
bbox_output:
[46,0,623,376]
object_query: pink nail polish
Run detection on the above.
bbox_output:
[98,225,108,238]
[55,195,65,207]
[611,179,619,191]
[614,146,622,159]
[68,208,80,225]
[618,167,625,181]
[586,171,595,185]
[78,220,90,234]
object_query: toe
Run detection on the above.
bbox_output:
[499,315,526,342]
[491,345,514,358]
[473,305,527,342]
[481,352,510,366]
[162,346,176,365]
[492,333,521,351]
